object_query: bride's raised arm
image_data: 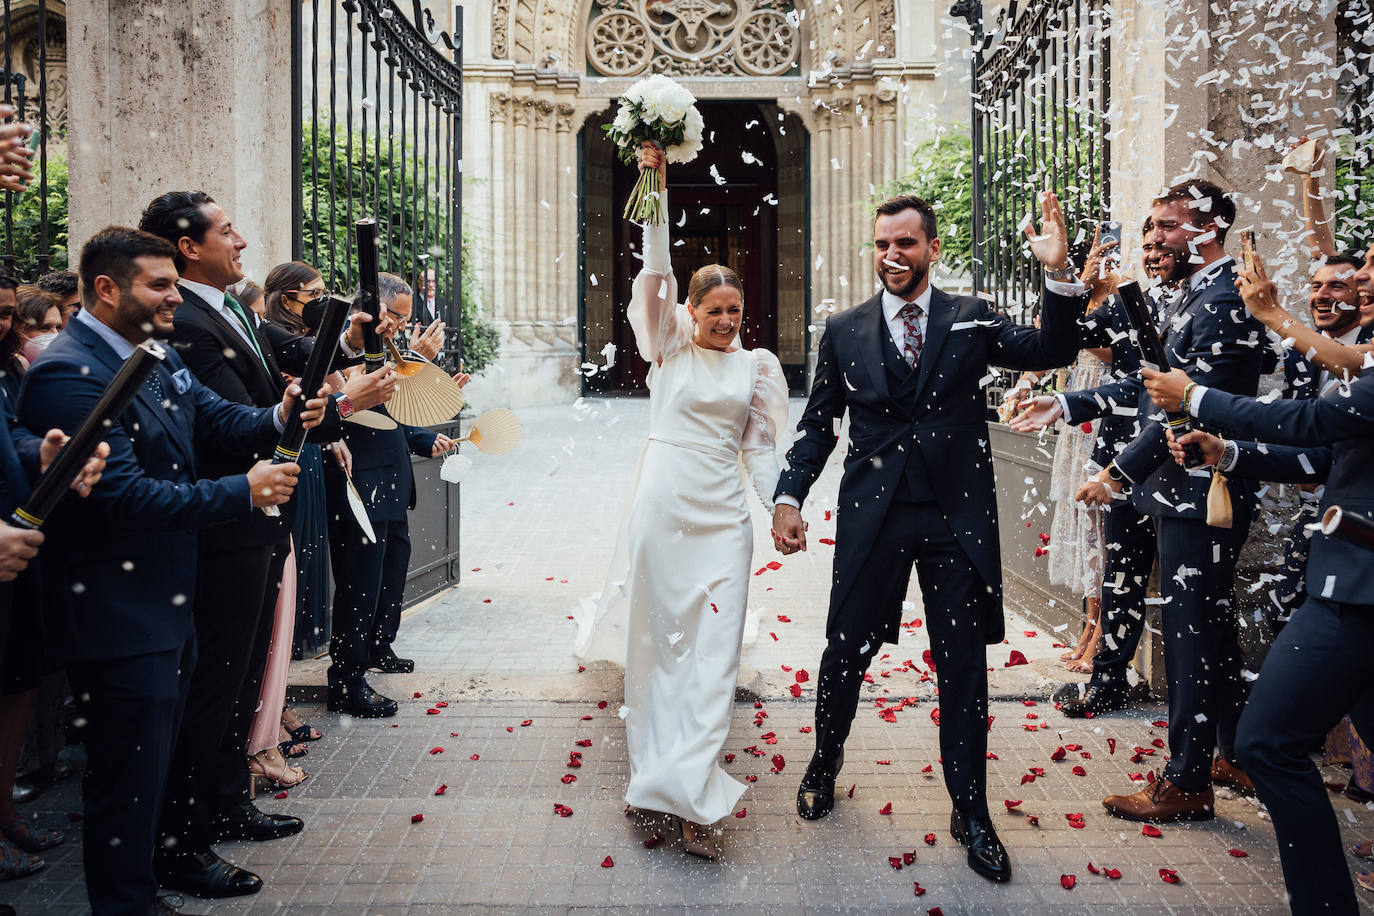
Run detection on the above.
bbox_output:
[626,143,693,367]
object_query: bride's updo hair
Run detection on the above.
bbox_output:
[686,264,744,307]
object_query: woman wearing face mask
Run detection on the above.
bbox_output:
[13,287,62,364]
[575,144,789,859]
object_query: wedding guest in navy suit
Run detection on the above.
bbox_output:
[772,191,1084,883]
[1013,180,1268,821]
[17,227,326,916]
[1144,357,1374,915]
[324,273,465,718]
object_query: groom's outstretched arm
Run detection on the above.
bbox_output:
[774,318,844,507]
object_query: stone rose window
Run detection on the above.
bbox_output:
[586,0,801,78]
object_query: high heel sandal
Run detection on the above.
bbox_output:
[248,748,308,799]
[0,839,43,881]
[679,818,720,860]
[282,706,322,742]
[0,820,62,853]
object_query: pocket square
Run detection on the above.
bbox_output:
[171,367,194,395]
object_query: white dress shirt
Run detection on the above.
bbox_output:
[881,286,931,357]
[180,278,260,353]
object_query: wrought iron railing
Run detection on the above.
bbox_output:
[1,0,64,280]
[953,0,1111,322]
[293,0,465,367]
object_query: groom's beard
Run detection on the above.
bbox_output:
[880,263,927,300]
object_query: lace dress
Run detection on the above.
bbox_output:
[574,206,789,824]
[1047,353,1109,597]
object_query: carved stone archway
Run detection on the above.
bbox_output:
[466,0,926,407]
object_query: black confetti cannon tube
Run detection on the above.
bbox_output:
[1321,506,1374,552]
[1117,280,1208,470]
[11,340,166,530]
[270,294,352,465]
[356,218,385,372]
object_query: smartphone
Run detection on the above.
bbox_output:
[1099,220,1122,267]
[1241,230,1257,274]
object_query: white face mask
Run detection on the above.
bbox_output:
[22,331,58,361]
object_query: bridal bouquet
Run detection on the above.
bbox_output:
[603,74,704,224]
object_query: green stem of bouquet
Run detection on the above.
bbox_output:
[622,167,666,225]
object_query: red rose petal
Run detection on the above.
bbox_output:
[1072,765,1087,776]
[771,754,785,772]
[597,701,608,709]
[847,784,856,798]
[644,833,664,848]
[554,804,573,818]
[735,808,747,818]
[1105,867,1122,880]
[724,753,736,763]
[413,692,423,698]
[1159,867,1180,884]
[1152,719,1168,728]
[410,814,424,824]
[788,683,803,697]
[1228,848,1248,857]
[576,739,592,747]
[520,719,533,727]
[913,881,926,896]
[1087,862,1100,875]
[777,615,791,623]
[561,774,577,784]
[435,701,448,708]
[795,669,810,683]
[1060,874,1076,890]
[273,791,288,799]
[904,851,916,865]
[1004,650,1029,667]
[889,856,903,870]
[601,856,614,868]
[1108,738,1117,754]
[426,708,440,715]
[435,784,448,795]
[1051,746,1067,761]
[1027,815,1040,827]
[879,802,893,815]
[1141,824,1163,837]
[924,833,936,845]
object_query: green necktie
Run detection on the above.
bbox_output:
[223,292,270,372]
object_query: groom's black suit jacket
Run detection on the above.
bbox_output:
[775,284,1083,646]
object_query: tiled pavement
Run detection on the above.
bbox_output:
[6,398,1373,914]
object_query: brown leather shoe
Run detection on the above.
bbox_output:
[1103,777,1215,823]
[1210,756,1255,795]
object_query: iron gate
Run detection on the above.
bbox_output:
[292,0,465,368]
[1,0,65,280]
[291,0,466,626]
[953,0,1111,318]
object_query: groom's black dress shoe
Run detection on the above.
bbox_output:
[327,679,398,718]
[368,648,415,674]
[211,801,304,843]
[951,809,1012,882]
[155,850,262,899]
[796,751,844,820]
[1061,684,1129,719]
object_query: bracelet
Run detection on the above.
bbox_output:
[1044,262,1078,284]
[1181,382,1198,411]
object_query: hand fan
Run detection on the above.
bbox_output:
[344,409,398,430]
[1282,139,1317,174]
[383,338,467,427]
[458,408,522,455]
[344,471,377,543]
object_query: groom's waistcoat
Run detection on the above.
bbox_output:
[878,327,936,502]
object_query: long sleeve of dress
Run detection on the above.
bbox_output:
[742,349,790,512]
[626,195,693,367]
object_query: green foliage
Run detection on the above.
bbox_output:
[299,116,499,374]
[5,152,68,278]
[1333,138,1373,252]
[879,132,974,275]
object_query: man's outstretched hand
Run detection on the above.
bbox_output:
[1007,395,1064,433]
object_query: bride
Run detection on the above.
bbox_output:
[575,143,789,859]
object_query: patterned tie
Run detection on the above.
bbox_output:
[146,368,166,407]
[224,292,270,371]
[899,301,924,368]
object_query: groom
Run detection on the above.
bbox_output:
[772,191,1085,882]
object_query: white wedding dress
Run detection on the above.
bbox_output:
[574,209,789,825]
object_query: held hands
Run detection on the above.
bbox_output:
[771,504,807,555]
[431,433,457,457]
[37,429,110,497]
[1166,428,1223,468]
[1140,366,1193,412]
[0,522,42,582]
[341,364,400,411]
[410,319,446,362]
[247,460,300,509]
[1024,190,1070,271]
[1007,395,1063,432]
[277,382,333,430]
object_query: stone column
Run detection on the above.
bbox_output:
[66,0,293,282]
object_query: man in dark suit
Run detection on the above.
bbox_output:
[1013,179,1268,821]
[17,226,323,916]
[771,191,1084,883]
[137,191,398,898]
[325,273,462,717]
[1144,362,1374,913]
[1048,225,1180,717]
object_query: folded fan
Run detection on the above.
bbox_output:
[458,408,522,455]
[382,338,467,427]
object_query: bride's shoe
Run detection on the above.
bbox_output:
[679,819,719,860]
[248,747,308,799]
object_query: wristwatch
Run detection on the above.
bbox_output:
[1105,463,1126,483]
[1044,262,1078,283]
[333,393,355,419]
[1219,439,1238,472]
